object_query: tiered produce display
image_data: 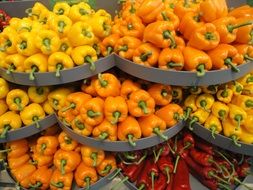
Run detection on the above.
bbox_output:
[0,0,253,190]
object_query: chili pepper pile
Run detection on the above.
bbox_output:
[0,9,11,32]
[108,0,253,76]
[2,128,117,190]
[0,1,112,80]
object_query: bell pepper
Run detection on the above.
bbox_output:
[26,2,48,20]
[183,94,198,121]
[243,113,253,134]
[0,99,8,116]
[9,17,21,30]
[100,34,120,56]
[47,52,74,77]
[235,17,253,45]
[8,153,30,170]
[208,44,241,72]
[173,36,186,51]
[199,0,228,22]
[242,84,253,96]
[31,151,53,167]
[158,48,184,71]
[239,126,253,144]
[211,101,229,120]
[29,166,53,190]
[120,79,140,100]
[0,27,18,54]
[16,17,33,33]
[202,85,218,95]
[68,2,92,22]
[48,87,73,111]
[24,53,48,81]
[92,119,117,141]
[115,36,142,59]
[5,139,29,159]
[28,86,50,104]
[39,9,54,26]
[156,9,179,30]
[20,103,45,128]
[71,115,93,137]
[16,32,39,56]
[36,136,59,156]
[0,78,9,99]
[235,44,253,64]
[75,162,98,188]
[188,23,220,51]
[222,118,242,147]
[204,114,222,139]
[53,2,71,16]
[3,54,26,74]
[216,87,233,104]
[50,15,72,38]
[228,103,247,131]
[121,2,138,18]
[0,111,22,138]
[71,45,97,71]
[139,114,167,140]
[148,84,172,106]
[188,108,210,130]
[81,77,98,97]
[228,81,243,96]
[196,93,215,112]
[111,21,122,36]
[228,5,253,18]
[94,73,121,98]
[58,38,72,56]
[118,116,142,147]
[58,131,78,151]
[50,169,73,190]
[6,89,29,111]
[143,21,176,48]
[81,146,105,167]
[80,97,104,126]
[96,154,117,176]
[174,0,199,20]
[54,149,81,175]
[212,16,252,44]
[132,43,160,67]
[183,46,212,77]
[0,52,7,68]
[232,95,253,111]
[189,86,202,95]
[172,86,183,103]
[136,0,164,24]
[179,12,204,40]
[95,9,111,20]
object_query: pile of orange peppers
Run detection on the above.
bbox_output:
[106,0,253,77]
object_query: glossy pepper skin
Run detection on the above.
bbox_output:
[174,0,199,20]
[68,2,93,22]
[16,32,39,56]
[31,151,53,167]
[196,93,215,112]
[3,54,26,74]
[235,17,253,45]
[81,146,105,167]
[211,101,229,120]
[216,87,234,104]
[0,99,8,116]
[0,27,19,54]
[8,153,30,170]
[36,136,59,156]
[228,81,244,96]
[81,77,98,97]
[204,114,222,139]
[28,86,50,104]
[234,44,253,63]
[239,126,253,144]
[71,115,93,137]
[222,118,242,147]
[183,46,212,77]
[58,131,78,151]
[0,78,9,99]
[50,15,72,37]
[228,103,247,131]
[59,37,72,55]
[96,154,117,177]
[156,9,180,30]
[92,119,117,141]
[50,170,73,190]
[29,166,53,190]
[6,139,29,159]
[120,15,144,39]
[183,94,198,121]
[148,84,172,106]
[189,108,210,130]
[100,34,120,57]
[232,94,253,111]
[6,89,29,111]
[53,2,71,16]
[120,79,140,100]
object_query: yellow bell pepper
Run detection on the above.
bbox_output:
[24,53,48,81]
[9,17,21,30]
[59,37,72,55]
[0,78,9,99]
[183,94,197,121]
[237,73,253,86]
[26,2,48,20]
[216,87,233,104]
[35,29,61,55]
[0,27,19,54]
[48,52,74,77]
[243,113,253,134]
[189,86,202,95]
[0,111,22,139]
[95,9,111,20]
[228,81,243,96]
[16,32,39,56]
[232,94,253,111]
[0,52,7,68]
[20,103,45,128]
[4,54,26,74]
[71,46,97,71]
[204,114,222,139]
[0,99,8,116]
[202,85,218,95]
[189,108,210,130]
[71,115,93,137]
[242,84,253,96]
[222,118,242,147]
[42,100,55,115]
[53,2,71,16]
[68,2,93,22]
[31,21,47,33]
[93,37,101,56]
[196,93,215,112]
[28,86,50,104]
[228,104,247,131]
[6,89,29,111]
[239,126,253,144]
[211,101,229,120]
[87,15,112,38]
[16,18,33,33]
[50,15,72,38]
[38,9,55,25]
[48,87,73,111]
[68,21,95,47]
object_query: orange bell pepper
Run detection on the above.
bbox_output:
[96,154,117,177]
[58,109,75,126]
[143,21,176,48]
[183,46,212,77]
[120,79,141,100]
[81,77,98,97]
[173,36,186,51]
[50,170,73,190]
[92,119,117,141]
[36,136,59,156]
[156,9,180,30]
[71,115,93,137]
[234,44,253,63]
[6,139,29,159]
[8,154,30,170]
[132,43,160,67]
[118,116,142,147]
[29,166,53,190]
[228,5,253,18]
[235,17,253,45]
[81,146,105,167]
[148,83,172,106]
[31,151,53,167]
[75,162,98,188]
[138,114,167,140]
[127,89,155,117]
[54,149,81,175]
[94,73,121,98]
[158,48,184,71]
[115,36,142,59]
[155,103,183,127]
[58,131,78,151]
[174,0,199,20]
[111,21,122,36]
[80,97,104,126]
[100,34,120,57]
[121,2,138,18]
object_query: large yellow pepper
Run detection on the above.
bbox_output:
[216,87,233,104]
[211,101,229,120]
[68,2,93,22]
[53,2,71,16]
[228,81,243,96]
[196,93,215,112]
[38,9,55,25]
[237,73,253,86]
[189,108,210,130]
[239,126,253,144]
[6,89,29,111]
[243,113,253,134]
[0,52,7,68]
[42,100,55,115]
[9,17,21,30]
[0,78,9,99]
[95,9,111,20]
[31,21,48,33]
[87,15,112,38]
[3,54,26,74]
[222,118,242,147]
[20,103,45,128]
[26,2,48,19]
[28,86,50,104]
[0,27,19,54]
[232,94,253,111]
[50,15,72,38]
[16,32,39,56]
[0,99,8,116]
[228,104,247,131]
[204,114,222,139]
[16,18,33,33]
[183,94,197,120]
[59,37,72,55]
[48,52,74,77]
[0,111,22,139]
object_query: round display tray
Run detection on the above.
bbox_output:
[187,121,253,157]
[58,118,184,152]
[115,55,253,87]
[0,55,115,86]
[0,114,57,143]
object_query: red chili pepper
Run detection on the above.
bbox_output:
[189,148,219,167]
[183,133,195,149]
[195,139,214,155]
[172,159,191,190]
[165,174,174,190]
[147,173,167,190]
[157,156,174,184]
[153,143,170,163]
[136,160,151,190]
[146,159,159,190]
[237,162,251,178]
[173,140,189,173]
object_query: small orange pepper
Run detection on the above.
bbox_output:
[120,79,141,100]
[81,146,105,167]
[58,131,78,151]
[92,119,117,141]
[148,83,172,106]
[100,34,120,57]
[29,166,53,190]
[50,169,73,190]
[96,154,117,177]
[36,136,59,156]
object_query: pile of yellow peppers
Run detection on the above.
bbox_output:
[184,72,253,146]
[0,2,112,80]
